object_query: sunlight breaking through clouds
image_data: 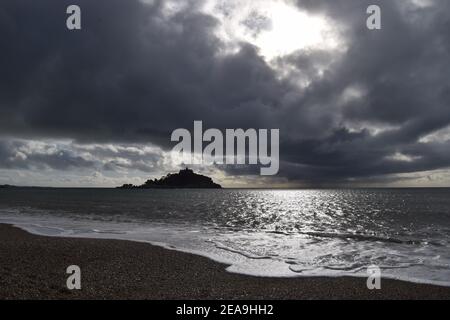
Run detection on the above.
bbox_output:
[202,0,342,61]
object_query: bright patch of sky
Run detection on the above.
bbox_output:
[201,0,342,61]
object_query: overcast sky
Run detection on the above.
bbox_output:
[1,0,450,188]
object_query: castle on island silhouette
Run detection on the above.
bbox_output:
[118,168,222,189]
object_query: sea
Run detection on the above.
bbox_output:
[1,188,449,286]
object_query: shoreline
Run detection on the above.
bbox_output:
[1,223,450,299]
[5,217,450,288]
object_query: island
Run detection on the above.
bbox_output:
[117,168,222,189]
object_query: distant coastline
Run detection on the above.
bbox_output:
[117,168,222,189]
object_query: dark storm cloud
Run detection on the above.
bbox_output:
[1,0,450,185]
[273,0,450,184]
[0,0,287,142]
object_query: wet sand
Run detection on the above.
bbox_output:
[1,223,449,300]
